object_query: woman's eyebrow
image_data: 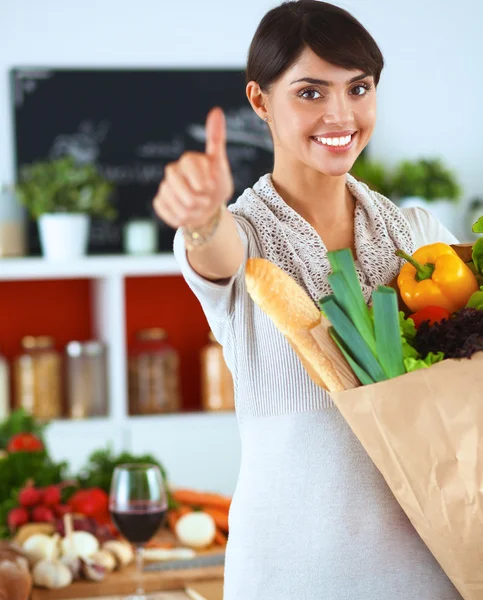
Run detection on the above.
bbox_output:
[290,73,370,86]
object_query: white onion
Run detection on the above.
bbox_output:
[175,512,216,549]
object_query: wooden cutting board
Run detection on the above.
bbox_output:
[31,544,224,600]
[60,594,190,600]
[185,579,224,600]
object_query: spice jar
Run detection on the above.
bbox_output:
[0,347,10,420]
[14,336,63,420]
[66,341,108,419]
[200,331,235,412]
[128,328,181,415]
[0,184,26,258]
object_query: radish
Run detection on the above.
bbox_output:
[174,512,216,549]
[18,483,43,507]
[7,507,29,531]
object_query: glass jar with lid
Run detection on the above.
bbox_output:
[14,336,63,420]
[66,341,108,419]
[200,331,235,412]
[128,328,181,415]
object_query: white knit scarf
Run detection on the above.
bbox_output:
[229,173,416,303]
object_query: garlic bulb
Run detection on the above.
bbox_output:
[81,557,106,581]
[102,541,134,568]
[90,549,116,572]
[61,531,99,559]
[60,553,82,580]
[33,558,72,589]
[23,533,59,565]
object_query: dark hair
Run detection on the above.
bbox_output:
[246,0,384,90]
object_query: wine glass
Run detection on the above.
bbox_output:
[109,463,168,600]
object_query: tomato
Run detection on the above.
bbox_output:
[409,306,451,329]
[7,433,44,453]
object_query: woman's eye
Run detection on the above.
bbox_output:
[350,83,372,97]
[299,88,322,100]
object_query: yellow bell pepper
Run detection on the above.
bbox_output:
[396,243,478,313]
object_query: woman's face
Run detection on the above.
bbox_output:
[255,47,377,177]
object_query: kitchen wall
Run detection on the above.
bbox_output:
[2,0,483,231]
[1,0,482,493]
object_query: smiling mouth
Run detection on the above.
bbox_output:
[310,132,357,151]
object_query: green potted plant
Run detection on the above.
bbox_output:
[350,156,393,198]
[16,156,115,261]
[391,158,461,230]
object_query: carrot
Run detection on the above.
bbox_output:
[214,528,227,547]
[167,505,193,535]
[172,489,232,511]
[203,508,229,533]
[178,505,193,517]
[166,510,180,534]
[146,540,175,549]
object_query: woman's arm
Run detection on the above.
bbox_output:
[185,208,245,281]
[153,107,244,281]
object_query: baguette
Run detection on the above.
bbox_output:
[0,552,31,600]
[245,258,348,392]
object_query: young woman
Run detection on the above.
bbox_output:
[153,2,461,598]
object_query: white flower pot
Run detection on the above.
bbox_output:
[399,196,458,234]
[38,213,90,261]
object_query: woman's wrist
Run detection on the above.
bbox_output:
[181,204,226,252]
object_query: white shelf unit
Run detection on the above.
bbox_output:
[0,254,240,494]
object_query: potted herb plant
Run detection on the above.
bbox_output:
[350,156,393,198]
[391,158,461,231]
[16,156,115,261]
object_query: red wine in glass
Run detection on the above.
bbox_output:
[111,503,167,545]
[109,464,167,600]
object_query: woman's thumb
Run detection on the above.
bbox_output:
[205,107,228,168]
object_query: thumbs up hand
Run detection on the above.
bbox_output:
[153,107,234,230]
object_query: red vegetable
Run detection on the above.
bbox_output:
[7,507,29,531]
[54,504,72,518]
[31,506,55,523]
[18,483,43,507]
[67,488,109,521]
[7,433,44,453]
[42,485,61,507]
[409,306,451,329]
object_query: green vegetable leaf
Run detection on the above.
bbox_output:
[472,216,483,234]
[398,312,420,361]
[466,286,483,310]
[404,351,445,373]
[325,249,376,354]
[320,295,387,383]
[0,409,47,450]
[373,287,405,378]
[472,237,483,276]
[329,328,375,385]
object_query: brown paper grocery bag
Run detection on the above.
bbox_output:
[329,352,483,600]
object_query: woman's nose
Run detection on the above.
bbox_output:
[322,93,353,126]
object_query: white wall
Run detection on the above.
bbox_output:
[2,0,482,217]
[1,0,482,492]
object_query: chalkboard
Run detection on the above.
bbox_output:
[10,68,274,254]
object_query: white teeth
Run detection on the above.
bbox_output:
[315,134,352,147]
